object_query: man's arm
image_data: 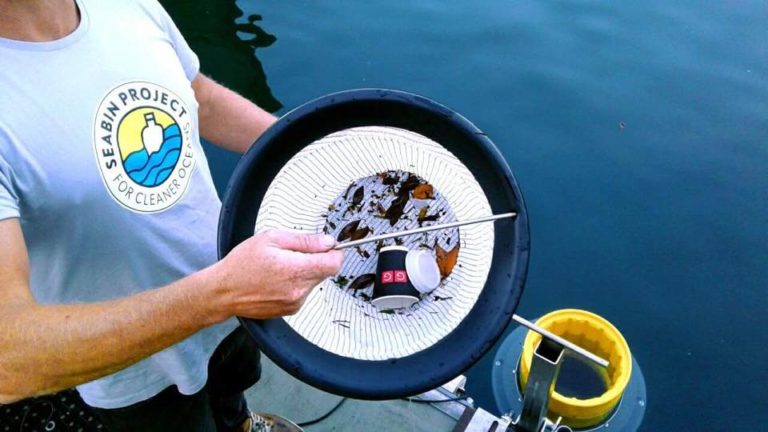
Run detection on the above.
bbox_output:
[0,219,342,403]
[192,74,277,154]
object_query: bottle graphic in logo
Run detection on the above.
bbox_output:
[115,108,183,188]
[141,112,164,156]
[95,82,196,213]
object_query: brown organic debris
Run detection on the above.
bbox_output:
[380,172,400,185]
[436,243,460,278]
[354,246,371,259]
[400,174,421,193]
[375,202,387,217]
[350,226,371,241]
[384,193,409,225]
[337,220,361,241]
[333,275,350,288]
[349,273,376,291]
[351,186,365,208]
[417,206,440,226]
[412,184,434,200]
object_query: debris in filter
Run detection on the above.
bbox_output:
[375,202,386,217]
[384,193,409,225]
[436,243,460,279]
[400,174,421,193]
[348,273,375,291]
[378,171,400,185]
[354,246,371,259]
[417,207,440,226]
[324,170,461,306]
[333,275,350,288]
[337,220,361,241]
[412,184,434,200]
[350,226,371,241]
[351,186,365,209]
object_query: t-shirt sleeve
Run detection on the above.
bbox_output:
[142,0,201,81]
[0,160,20,221]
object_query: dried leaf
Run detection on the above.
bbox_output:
[351,186,365,208]
[412,184,434,200]
[333,275,350,288]
[384,194,409,225]
[354,246,371,259]
[349,273,375,291]
[421,214,440,225]
[400,174,421,193]
[379,171,399,185]
[351,226,371,241]
[417,206,440,226]
[436,244,460,278]
[375,202,386,216]
[337,220,361,241]
[343,183,356,200]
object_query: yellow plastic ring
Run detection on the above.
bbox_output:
[518,309,632,428]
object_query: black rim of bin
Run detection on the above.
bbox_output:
[218,88,530,400]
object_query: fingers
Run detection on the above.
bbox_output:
[307,249,345,276]
[266,230,337,253]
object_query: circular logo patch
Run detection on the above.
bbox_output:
[93,82,196,213]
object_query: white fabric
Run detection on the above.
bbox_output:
[254,127,494,361]
[0,0,237,408]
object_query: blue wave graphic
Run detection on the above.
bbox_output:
[123,124,182,187]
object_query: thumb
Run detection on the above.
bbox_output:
[269,231,337,253]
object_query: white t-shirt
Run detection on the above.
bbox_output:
[0,0,238,408]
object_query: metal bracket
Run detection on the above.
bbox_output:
[453,407,513,432]
[511,315,610,432]
[516,337,565,431]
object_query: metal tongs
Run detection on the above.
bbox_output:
[333,212,517,250]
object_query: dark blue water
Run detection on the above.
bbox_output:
[556,354,608,400]
[186,1,767,429]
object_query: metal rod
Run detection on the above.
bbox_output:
[512,314,610,368]
[333,212,517,250]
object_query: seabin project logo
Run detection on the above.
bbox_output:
[93,82,196,213]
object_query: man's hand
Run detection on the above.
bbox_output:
[210,230,343,319]
[0,221,342,402]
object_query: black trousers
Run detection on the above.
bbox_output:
[90,326,261,432]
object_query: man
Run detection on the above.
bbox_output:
[0,0,343,430]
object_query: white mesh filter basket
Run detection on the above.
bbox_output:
[218,89,529,399]
[254,126,494,360]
